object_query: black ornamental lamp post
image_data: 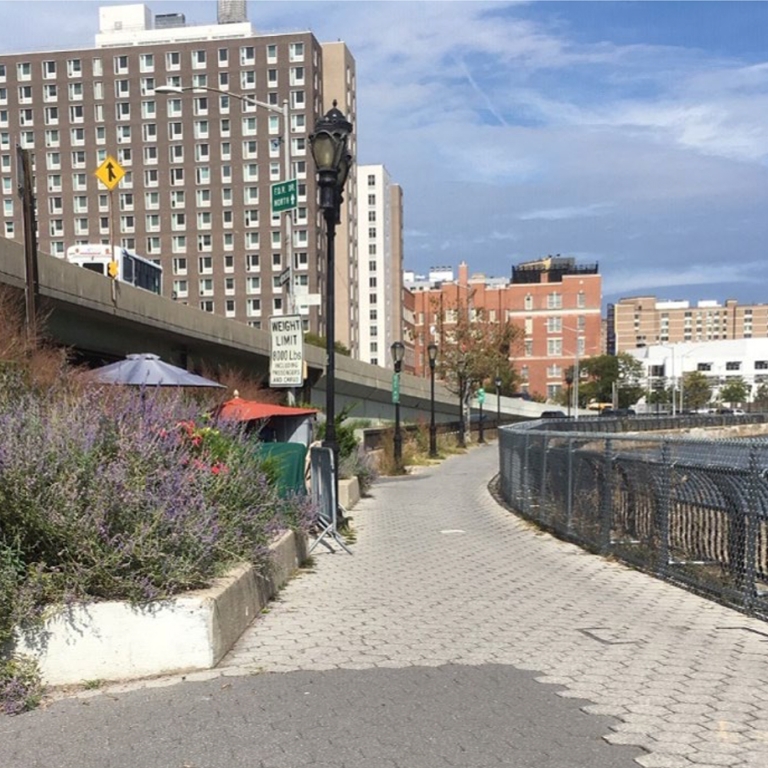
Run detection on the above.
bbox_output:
[495,375,502,428]
[309,101,353,508]
[391,341,405,468]
[428,342,438,457]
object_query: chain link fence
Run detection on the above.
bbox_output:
[498,415,768,619]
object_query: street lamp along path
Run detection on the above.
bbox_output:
[309,101,353,522]
[428,344,439,457]
[391,341,405,469]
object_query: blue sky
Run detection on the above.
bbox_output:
[3,1,767,306]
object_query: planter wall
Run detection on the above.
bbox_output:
[12,530,307,686]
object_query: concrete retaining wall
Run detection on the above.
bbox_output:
[12,530,307,686]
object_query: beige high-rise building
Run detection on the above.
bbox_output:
[356,164,403,368]
[0,2,357,341]
[607,296,768,353]
[319,41,358,356]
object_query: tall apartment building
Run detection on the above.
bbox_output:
[0,2,357,341]
[356,164,404,368]
[607,296,768,354]
[406,256,602,400]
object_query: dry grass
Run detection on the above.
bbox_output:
[0,285,86,394]
[376,424,468,476]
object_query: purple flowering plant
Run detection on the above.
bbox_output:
[0,381,313,714]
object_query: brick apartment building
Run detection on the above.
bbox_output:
[406,256,602,401]
[607,296,768,354]
[0,2,359,352]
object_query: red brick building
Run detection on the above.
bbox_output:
[406,257,602,401]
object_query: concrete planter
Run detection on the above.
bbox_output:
[338,476,360,509]
[12,530,307,687]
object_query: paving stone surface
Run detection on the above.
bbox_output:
[2,443,768,767]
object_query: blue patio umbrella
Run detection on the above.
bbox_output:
[89,353,225,388]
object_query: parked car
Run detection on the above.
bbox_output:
[600,408,636,417]
[541,410,568,419]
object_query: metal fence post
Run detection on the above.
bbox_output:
[743,447,760,610]
[566,437,574,536]
[522,433,531,516]
[656,441,671,577]
[600,438,614,553]
[539,435,549,525]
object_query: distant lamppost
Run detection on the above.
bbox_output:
[565,368,574,418]
[391,341,405,467]
[477,387,486,443]
[495,375,502,427]
[309,101,353,502]
[428,343,438,457]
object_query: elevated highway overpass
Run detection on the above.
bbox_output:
[0,238,549,424]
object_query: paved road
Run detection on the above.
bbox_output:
[3,443,768,767]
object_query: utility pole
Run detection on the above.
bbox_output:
[16,146,39,341]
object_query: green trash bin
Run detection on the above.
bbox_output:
[256,442,308,497]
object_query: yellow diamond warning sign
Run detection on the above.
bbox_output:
[95,156,125,190]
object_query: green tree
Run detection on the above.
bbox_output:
[576,353,644,408]
[304,332,350,357]
[754,382,768,408]
[720,376,749,406]
[680,371,712,411]
[434,294,523,444]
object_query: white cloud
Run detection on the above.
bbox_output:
[518,203,614,222]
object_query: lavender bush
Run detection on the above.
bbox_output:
[0,382,312,713]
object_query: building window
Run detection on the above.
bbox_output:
[547,293,563,309]
[289,42,304,61]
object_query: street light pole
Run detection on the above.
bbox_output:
[495,376,502,432]
[428,343,438,457]
[309,102,353,511]
[391,341,405,469]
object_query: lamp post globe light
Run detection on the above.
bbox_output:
[428,343,438,457]
[391,341,405,468]
[309,101,353,501]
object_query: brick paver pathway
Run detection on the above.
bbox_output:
[218,443,768,768]
[3,443,768,768]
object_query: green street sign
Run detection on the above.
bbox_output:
[477,388,486,405]
[392,372,400,404]
[271,179,298,213]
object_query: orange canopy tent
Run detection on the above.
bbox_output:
[216,397,318,446]
[217,397,317,422]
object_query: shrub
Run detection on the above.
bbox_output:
[0,656,43,716]
[339,445,379,494]
[0,385,312,663]
[316,404,359,463]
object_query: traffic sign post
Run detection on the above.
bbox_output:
[95,156,125,191]
[269,315,304,387]
[271,179,298,213]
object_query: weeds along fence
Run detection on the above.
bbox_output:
[498,415,768,619]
